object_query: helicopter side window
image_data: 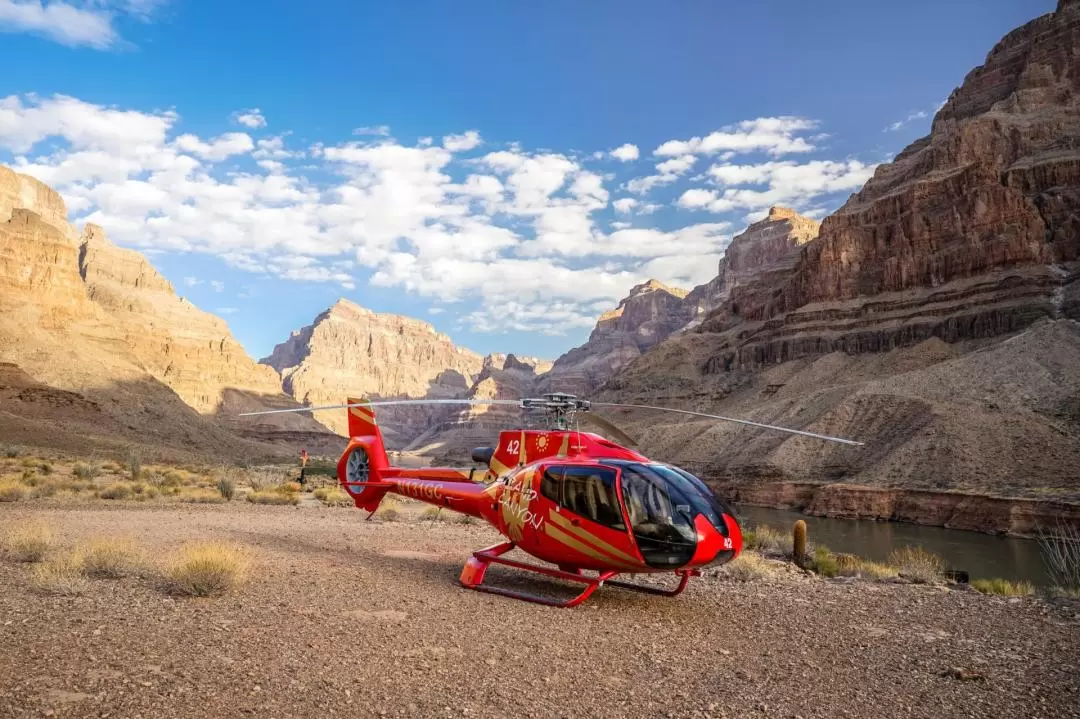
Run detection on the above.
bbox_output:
[542,465,625,531]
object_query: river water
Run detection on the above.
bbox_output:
[735,505,1053,586]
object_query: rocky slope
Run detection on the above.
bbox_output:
[538,280,694,395]
[262,299,486,439]
[600,1,1080,502]
[0,164,335,459]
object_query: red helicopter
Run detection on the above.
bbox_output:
[242,393,861,607]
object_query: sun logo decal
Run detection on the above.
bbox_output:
[535,435,550,452]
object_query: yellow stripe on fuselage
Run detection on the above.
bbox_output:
[547,510,642,567]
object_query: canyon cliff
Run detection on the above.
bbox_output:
[0,164,335,459]
[262,299,486,440]
[599,0,1080,503]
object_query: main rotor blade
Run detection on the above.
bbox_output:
[579,411,640,449]
[589,402,864,446]
[238,398,522,417]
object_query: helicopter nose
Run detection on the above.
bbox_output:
[688,512,742,567]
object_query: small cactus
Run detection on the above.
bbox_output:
[793,520,808,567]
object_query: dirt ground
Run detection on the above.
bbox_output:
[1,502,1078,719]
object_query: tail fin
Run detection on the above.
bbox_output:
[338,396,391,512]
[346,396,380,438]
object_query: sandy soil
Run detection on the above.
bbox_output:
[1,502,1078,719]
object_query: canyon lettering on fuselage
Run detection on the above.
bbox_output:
[499,485,544,531]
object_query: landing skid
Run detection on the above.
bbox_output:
[458,542,699,608]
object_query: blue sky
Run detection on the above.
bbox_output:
[0,0,1056,360]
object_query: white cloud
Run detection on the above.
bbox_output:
[610,143,639,162]
[677,159,876,214]
[1,93,872,336]
[210,280,225,292]
[0,0,165,49]
[216,307,238,315]
[884,109,928,133]
[182,276,201,287]
[233,108,266,129]
[353,125,391,137]
[0,0,116,48]
[654,117,817,158]
[442,130,482,152]
[173,132,254,161]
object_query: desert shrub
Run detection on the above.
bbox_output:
[3,519,54,562]
[164,541,250,597]
[376,498,401,521]
[20,457,39,468]
[248,471,275,492]
[809,547,839,578]
[179,489,227,504]
[162,470,190,487]
[78,537,144,578]
[29,479,62,499]
[73,462,101,481]
[836,554,898,580]
[126,449,142,482]
[0,479,29,502]
[38,462,53,475]
[316,487,352,507]
[742,524,787,556]
[454,513,476,525]
[419,506,445,522]
[98,482,133,500]
[20,468,37,485]
[102,461,121,472]
[971,577,1035,596]
[246,490,299,506]
[68,480,94,494]
[216,474,236,501]
[721,551,774,581]
[1039,522,1080,595]
[887,546,945,584]
[1,443,20,458]
[31,552,89,596]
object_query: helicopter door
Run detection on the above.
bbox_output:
[539,465,640,568]
[618,464,697,568]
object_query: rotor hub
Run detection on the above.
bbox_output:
[519,393,590,431]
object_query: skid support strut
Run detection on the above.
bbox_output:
[458,541,698,608]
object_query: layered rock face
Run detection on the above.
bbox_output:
[598,3,1080,505]
[406,353,553,459]
[698,0,1080,367]
[79,224,286,413]
[539,280,693,395]
[263,299,486,437]
[0,163,333,458]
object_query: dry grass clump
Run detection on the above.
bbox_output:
[375,498,401,521]
[419,506,445,522]
[78,537,144,578]
[164,541,250,597]
[742,524,787,555]
[453,512,476,525]
[31,552,89,596]
[887,546,945,584]
[1039,522,1080,596]
[971,577,1035,596]
[179,489,227,504]
[246,485,301,505]
[216,474,236,501]
[98,482,133,500]
[0,479,29,502]
[1,443,20,458]
[127,449,142,482]
[836,554,898,580]
[73,462,101,480]
[809,546,839,577]
[3,519,54,562]
[314,487,352,507]
[721,551,775,581]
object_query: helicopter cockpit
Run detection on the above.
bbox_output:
[538,459,737,569]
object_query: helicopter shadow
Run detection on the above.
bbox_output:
[221,524,661,609]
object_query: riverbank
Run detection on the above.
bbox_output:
[714,481,1080,537]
